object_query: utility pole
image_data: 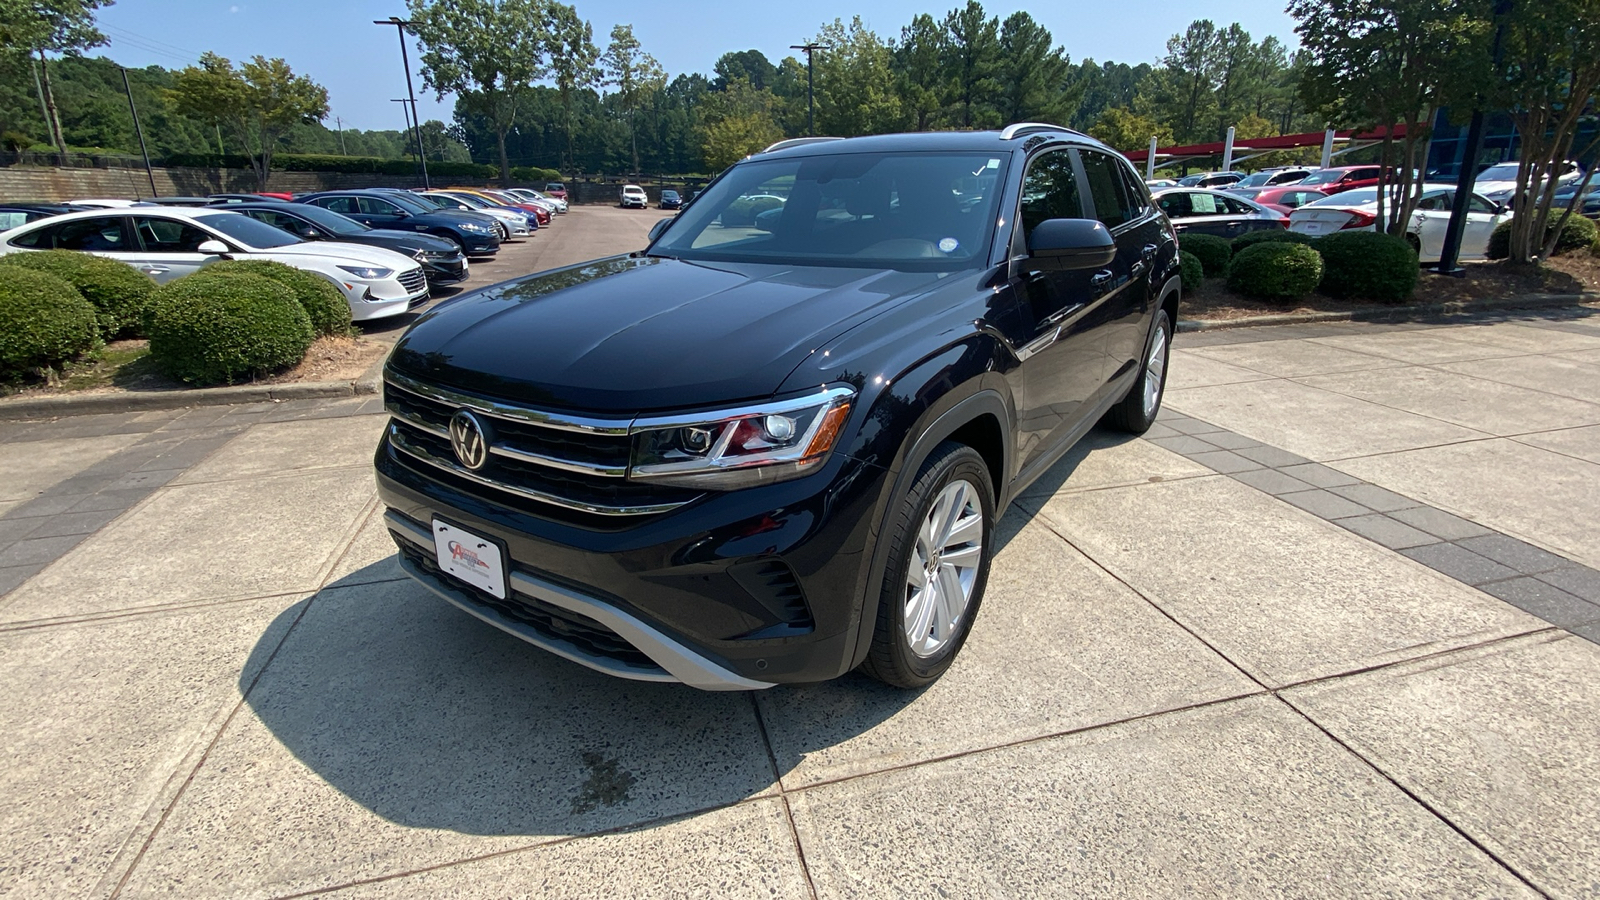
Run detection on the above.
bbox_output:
[335,116,347,156]
[1436,0,1513,275]
[119,67,158,198]
[790,43,823,136]
[375,17,430,188]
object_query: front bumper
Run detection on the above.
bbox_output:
[374,423,889,688]
[418,254,468,284]
[460,233,500,256]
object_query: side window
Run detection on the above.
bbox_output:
[1416,192,1452,212]
[1283,191,1313,208]
[1118,166,1152,218]
[1155,192,1192,218]
[1079,151,1134,229]
[51,217,129,251]
[1220,195,1258,215]
[1018,148,1085,240]
[318,196,359,215]
[358,197,400,216]
[133,217,209,253]
[1467,194,1495,213]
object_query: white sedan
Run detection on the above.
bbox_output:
[0,207,427,321]
[1288,185,1510,263]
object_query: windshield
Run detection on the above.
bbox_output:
[286,203,368,236]
[1477,163,1520,181]
[1304,189,1378,207]
[1298,170,1344,185]
[440,192,491,209]
[195,212,302,248]
[651,151,1008,270]
[1236,172,1274,187]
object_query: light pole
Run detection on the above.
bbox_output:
[374,17,429,188]
[790,43,823,136]
[119,66,157,198]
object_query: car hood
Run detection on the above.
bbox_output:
[261,241,419,269]
[363,229,458,252]
[388,254,945,412]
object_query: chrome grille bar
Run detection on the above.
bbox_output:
[385,395,629,477]
[386,370,631,435]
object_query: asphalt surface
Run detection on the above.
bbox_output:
[0,211,1597,898]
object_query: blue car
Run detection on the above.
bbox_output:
[296,190,502,257]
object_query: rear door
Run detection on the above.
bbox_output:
[20,215,144,272]
[310,195,371,226]
[1094,151,1167,384]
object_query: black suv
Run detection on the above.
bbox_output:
[376,125,1180,690]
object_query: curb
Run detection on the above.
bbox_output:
[1178,292,1600,332]
[0,355,387,422]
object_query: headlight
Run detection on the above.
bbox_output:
[460,221,490,233]
[337,264,394,279]
[629,387,855,490]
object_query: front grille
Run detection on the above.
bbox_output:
[399,541,656,669]
[399,267,427,293]
[384,372,700,520]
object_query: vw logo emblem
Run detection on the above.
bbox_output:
[448,410,492,470]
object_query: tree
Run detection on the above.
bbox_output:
[1089,107,1171,154]
[700,76,781,171]
[544,2,598,172]
[602,24,665,173]
[811,17,901,137]
[713,50,776,92]
[1140,20,1222,144]
[994,12,1078,125]
[894,14,947,131]
[942,1,1002,129]
[169,53,328,189]
[0,0,113,154]
[408,0,547,184]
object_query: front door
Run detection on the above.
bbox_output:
[1007,146,1116,473]
[125,216,223,282]
[1082,150,1162,384]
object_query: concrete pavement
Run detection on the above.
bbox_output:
[0,214,1597,897]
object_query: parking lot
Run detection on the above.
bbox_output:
[1,207,1597,898]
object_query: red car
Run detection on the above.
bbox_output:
[1295,166,1393,195]
[1234,184,1329,215]
[544,182,567,201]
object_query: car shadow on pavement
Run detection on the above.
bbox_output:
[232,433,1104,839]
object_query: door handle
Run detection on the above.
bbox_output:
[1090,271,1113,290]
[1141,243,1159,258]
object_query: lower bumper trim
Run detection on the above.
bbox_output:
[385,511,774,691]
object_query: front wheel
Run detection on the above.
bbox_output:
[861,442,994,689]
[1104,306,1172,434]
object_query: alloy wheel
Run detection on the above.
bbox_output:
[1143,318,1169,419]
[902,478,985,658]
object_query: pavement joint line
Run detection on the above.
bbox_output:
[748,692,822,900]
[0,589,313,634]
[1287,363,1600,433]
[1274,695,1555,898]
[312,497,384,593]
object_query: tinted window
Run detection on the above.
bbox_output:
[1416,191,1453,212]
[1281,191,1318,208]
[317,196,359,215]
[0,211,30,231]
[1019,149,1085,238]
[1155,192,1193,218]
[1346,168,1379,181]
[358,196,401,216]
[37,216,129,251]
[1299,170,1341,186]
[275,203,366,236]
[193,212,300,248]
[1468,194,1495,213]
[133,216,209,252]
[1080,151,1135,229]
[1219,195,1259,215]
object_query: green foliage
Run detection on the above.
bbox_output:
[0,267,100,377]
[169,52,330,190]
[146,272,314,385]
[701,76,783,171]
[1180,233,1233,277]
[161,151,495,177]
[720,196,785,226]
[0,249,155,337]
[189,260,351,336]
[1314,231,1418,302]
[509,165,563,183]
[1090,107,1172,154]
[1486,216,1599,260]
[1227,242,1324,300]
[1179,250,1204,295]
[1230,229,1315,255]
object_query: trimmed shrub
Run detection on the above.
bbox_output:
[1487,215,1600,260]
[1230,229,1314,256]
[146,272,314,385]
[1315,231,1419,302]
[1180,233,1232,277]
[1179,250,1204,295]
[510,165,563,183]
[1227,242,1324,301]
[0,249,156,337]
[0,267,100,377]
[189,260,352,336]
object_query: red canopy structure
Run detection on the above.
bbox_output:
[1124,124,1409,167]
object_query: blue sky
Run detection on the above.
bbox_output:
[94,0,1299,132]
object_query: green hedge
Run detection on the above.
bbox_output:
[1486,215,1599,260]
[190,260,352,336]
[1180,233,1232,277]
[0,268,101,377]
[146,271,314,385]
[1231,229,1314,255]
[1179,250,1204,295]
[0,250,156,338]
[162,152,497,178]
[1315,231,1419,302]
[1227,243,1324,301]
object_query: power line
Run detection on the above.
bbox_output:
[99,24,202,60]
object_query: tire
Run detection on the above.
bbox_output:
[1104,306,1172,434]
[860,441,995,689]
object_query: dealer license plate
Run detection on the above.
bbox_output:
[433,519,507,599]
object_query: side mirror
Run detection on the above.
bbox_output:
[196,239,230,256]
[1027,219,1117,270]
[393,209,410,219]
[647,217,671,242]
[302,227,321,239]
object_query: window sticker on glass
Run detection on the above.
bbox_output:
[938,237,959,253]
[1190,193,1219,214]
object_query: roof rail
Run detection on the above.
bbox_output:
[1000,122,1082,141]
[762,136,845,153]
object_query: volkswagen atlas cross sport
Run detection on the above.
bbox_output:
[376,124,1181,690]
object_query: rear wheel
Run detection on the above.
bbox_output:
[1104,307,1172,434]
[861,442,994,689]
